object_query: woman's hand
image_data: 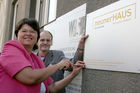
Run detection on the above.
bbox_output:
[57,59,71,70]
[71,61,85,76]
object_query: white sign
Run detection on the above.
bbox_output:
[84,0,140,73]
[44,4,86,93]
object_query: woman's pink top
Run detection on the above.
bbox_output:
[0,40,53,93]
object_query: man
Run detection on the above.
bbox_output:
[36,31,88,93]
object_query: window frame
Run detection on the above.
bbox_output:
[11,1,18,40]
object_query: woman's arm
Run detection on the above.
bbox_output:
[48,61,85,93]
[14,59,71,85]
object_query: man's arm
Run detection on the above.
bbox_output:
[70,34,89,64]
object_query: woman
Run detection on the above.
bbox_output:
[0,18,85,93]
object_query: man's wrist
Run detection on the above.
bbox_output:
[78,48,84,53]
[78,48,84,50]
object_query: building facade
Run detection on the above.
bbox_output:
[0,0,50,51]
[1,0,140,93]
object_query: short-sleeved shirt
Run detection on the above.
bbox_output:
[0,40,53,93]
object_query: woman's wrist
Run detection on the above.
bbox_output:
[56,63,65,70]
[55,63,62,70]
[69,72,77,78]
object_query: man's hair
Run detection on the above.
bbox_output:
[46,31,53,41]
[41,30,53,41]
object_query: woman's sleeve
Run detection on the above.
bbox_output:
[0,43,32,77]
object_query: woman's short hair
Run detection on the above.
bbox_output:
[15,18,40,50]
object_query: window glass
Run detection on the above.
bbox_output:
[48,0,57,22]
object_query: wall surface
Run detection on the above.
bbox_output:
[57,0,140,93]
[82,69,140,93]
[0,0,12,51]
[86,0,118,14]
[16,0,30,22]
[57,0,87,18]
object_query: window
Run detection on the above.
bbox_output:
[36,0,49,27]
[38,0,43,26]
[48,0,57,22]
[35,0,57,26]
